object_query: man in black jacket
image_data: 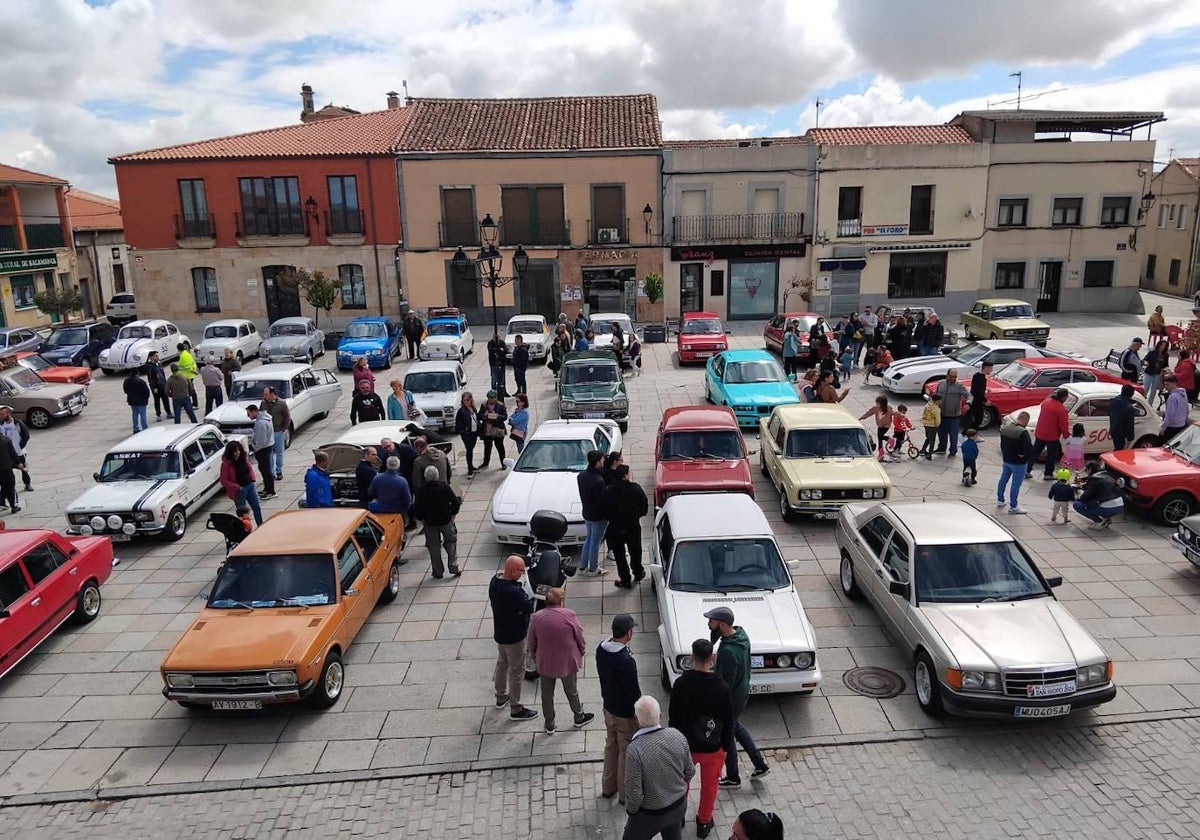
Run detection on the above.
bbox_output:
[1109,384,1138,451]
[349,379,385,425]
[402,312,424,360]
[577,450,608,576]
[487,333,508,396]
[602,464,649,589]
[511,335,530,395]
[489,556,538,721]
[669,638,735,838]
[997,411,1032,515]
[413,465,461,578]
[918,313,944,356]
[964,361,992,432]
[355,447,379,508]
[596,614,640,804]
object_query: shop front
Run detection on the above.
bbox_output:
[0,250,62,329]
[558,247,663,324]
[668,244,806,321]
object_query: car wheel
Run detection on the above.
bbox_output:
[71,580,102,624]
[914,651,945,717]
[384,352,393,369]
[26,407,52,430]
[163,506,187,542]
[310,651,345,709]
[378,560,401,604]
[1153,491,1196,526]
[306,350,315,365]
[101,368,116,377]
[236,351,244,364]
[660,660,673,693]
[839,551,863,601]
[977,405,997,431]
[778,487,796,523]
[283,424,293,449]
[1133,435,1159,449]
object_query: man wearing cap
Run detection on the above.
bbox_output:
[705,606,769,786]
[1119,337,1144,383]
[489,556,539,722]
[1160,375,1191,443]
[596,613,640,803]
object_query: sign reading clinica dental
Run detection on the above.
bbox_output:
[0,251,57,275]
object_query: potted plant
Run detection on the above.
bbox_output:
[638,271,664,326]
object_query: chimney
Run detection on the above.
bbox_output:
[300,84,315,120]
[386,91,400,110]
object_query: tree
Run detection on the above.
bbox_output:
[276,267,340,327]
[642,272,664,304]
[33,286,84,324]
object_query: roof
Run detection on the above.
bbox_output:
[974,298,1035,307]
[661,405,739,432]
[681,311,721,319]
[955,109,1164,133]
[110,424,207,452]
[530,419,615,440]
[1006,357,1096,370]
[564,350,619,363]
[664,136,808,149]
[809,125,974,146]
[1175,158,1200,181]
[270,316,316,326]
[772,403,861,429]
[0,164,67,186]
[346,315,392,323]
[507,314,546,323]
[202,318,256,328]
[780,312,820,319]
[233,362,312,378]
[719,349,776,361]
[394,95,661,153]
[66,189,121,231]
[0,528,63,556]
[1054,382,1135,399]
[883,501,1011,545]
[231,508,375,556]
[660,493,771,540]
[406,360,461,373]
[587,312,633,321]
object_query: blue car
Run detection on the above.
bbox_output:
[704,349,800,428]
[336,316,401,370]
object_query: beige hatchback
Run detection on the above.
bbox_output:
[0,358,88,429]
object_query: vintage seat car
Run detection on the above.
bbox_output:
[258,316,325,365]
[587,312,637,351]
[0,356,88,429]
[205,363,342,448]
[104,292,137,325]
[676,311,728,364]
[420,308,474,362]
[404,361,466,430]
[652,493,820,695]
[38,320,114,369]
[194,318,262,366]
[654,406,754,508]
[960,298,1051,346]
[1017,383,1159,455]
[0,327,45,357]
[704,350,799,428]
[160,507,405,710]
[337,316,402,370]
[319,420,455,506]
[1102,425,1200,525]
[836,500,1115,718]
[759,403,891,521]
[558,350,629,432]
[490,419,622,544]
[14,351,92,385]
[882,339,1076,396]
[504,314,553,362]
[0,526,115,679]
[1170,512,1200,570]
[66,425,244,542]
[874,304,959,354]
[763,311,818,361]
[99,319,190,375]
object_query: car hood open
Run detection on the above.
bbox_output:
[921,599,1104,671]
[162,608,335,672]
[206,400,265,426]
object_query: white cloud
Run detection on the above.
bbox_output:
[798,78,942,130]
[660,109,767,141]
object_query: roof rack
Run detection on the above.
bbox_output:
[428,307,461,319]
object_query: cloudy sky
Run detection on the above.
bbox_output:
[2,0,1199,196]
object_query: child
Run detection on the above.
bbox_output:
[839,345,854,383]
[960,428,980,486]
[1048,468,1075,524]
[1061,423,1086,472]
[893,404,914,455]
[865,345,893,383]
[859,396,896,462]
[919,394,941,460]
[799,369,818,403]
[236,504,254,535]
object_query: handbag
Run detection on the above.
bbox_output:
[510,426,526,441]
[486,422,507,440]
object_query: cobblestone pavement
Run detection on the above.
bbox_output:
[2,292,1200,801]
[7,717,1200,839]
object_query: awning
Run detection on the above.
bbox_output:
[866,243,972,254]
[817,259,867,272]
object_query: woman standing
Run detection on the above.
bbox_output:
[477,390,508,468]
[780,321,801,379]
[454,392,480,477]
[1143,339,1170,406]
[352,357,375,392]
[219,440,263,526]
[386,379,410,421]
[509,393,530,454]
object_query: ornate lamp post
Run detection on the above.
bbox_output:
[451,213,529,338]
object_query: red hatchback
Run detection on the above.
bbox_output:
[1102,426,1200,525]
[676,311,727,364]
[654,406,753,507]
[0,527,114,679]
[764,312,820,363]
[15,351,93,385]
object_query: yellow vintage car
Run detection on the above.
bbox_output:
[759,404,892,522]
[960,298,1051,346]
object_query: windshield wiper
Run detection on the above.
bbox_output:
[669,582,718,592]
[695,453,723,459]
[212,599,256,610]
[719,584,765,592]
[665,454,696,461]
[1005,592,1049,602]
[791,450,823,458]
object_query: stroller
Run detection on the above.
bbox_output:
[207,512,251,556]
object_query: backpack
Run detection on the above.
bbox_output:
[690,714,724,752]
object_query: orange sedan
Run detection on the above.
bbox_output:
[15,352,92,385]
[160,507,404,710]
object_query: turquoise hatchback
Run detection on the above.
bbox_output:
[704,349,799,428]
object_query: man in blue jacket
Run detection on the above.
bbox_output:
[596,613,640,803]
[367,456,413,519]
[304,451,334,508]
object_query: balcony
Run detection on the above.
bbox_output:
[325,208,364,236]
[439,219,481,248]
[672,212,805,242]
[174,214,215,240]
[588,219,629,245]
[837,218,862,237]
[234,211,308,239]
[499,217,570,247]
[0,225,18,251]
[23,224,65,249]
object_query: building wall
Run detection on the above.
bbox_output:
[74,231,129,318]
[0,247,78,329]
[1142,161,1200,297]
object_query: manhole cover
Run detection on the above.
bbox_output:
[843,666,906,699]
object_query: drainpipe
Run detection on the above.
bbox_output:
[90,231,102,317]
[364,157,385,316]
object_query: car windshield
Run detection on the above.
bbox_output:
[205,325,239,339]
[562,362,619,385]
[914,541,1049,604]
[2,369,43,391]
[20,355,50,371]
[97,450,182,481]
[590,318,630,335]
[346,323,386,339]
[405,371,457,393]
[660,431,742,460]
[683,318,723,335]
[788,316,817,333]
[43,327,88,346]
[208,554,337,608]
[118,325,151,339]
[514,439,592,472]
[427,322,460,337]
[725,359,786,385]
[990,304,1035,319]
[785,428,873,458]
[948,342,989,365]
[668,538,791,593]
[1164,425,1200,464]
[230,378,288,400]
[508,320,543,335]
[270,323,306,337]
[994,362,1038,388]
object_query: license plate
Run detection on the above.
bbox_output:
[69,405,83,415]
[696,352,713,358]
[212,700,262,710]
[749,684,774,694]
[1028,680,1075,698]
[1014,704,1070,718]
[583,412,605,419]
[111,533,131,542]
[750,655,764,668]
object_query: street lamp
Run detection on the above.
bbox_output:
[642,202,653,236]
[1138,191,1157,220]
[451,220,530,339]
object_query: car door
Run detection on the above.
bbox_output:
[20,540,76,627]
[153,326,168,358]
[289,372,314,427]
[195,431,226,502]
[0,559,47,676]
[311,369,340,413]
[878,530,919,649]
[649,510,674,618]
[353,518,388,602]
[336,537,373,638]
[178,440,208,507]
[853,514,893,606]
[763,413,786,486]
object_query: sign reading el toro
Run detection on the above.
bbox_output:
[0,251,58,276]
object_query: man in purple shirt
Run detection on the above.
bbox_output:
[1160,375,1191,443]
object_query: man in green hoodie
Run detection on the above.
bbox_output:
[705,606,770,786]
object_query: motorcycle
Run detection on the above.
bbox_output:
[521,509,577,680]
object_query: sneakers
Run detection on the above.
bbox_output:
[495,696,509,709]
[1041,474,1055,481]
[449,567,462,577]
[510,707,539,721]
[751,765,771,779]
[574,712,595,728]
[260,492,276,500]
[1008,506,1028,515]
[696,819,716,838]
[545,724,556,735]
[718,777,741,788]
[591,567,608,576]
[996,500,1006,508]
[614,580,633,589]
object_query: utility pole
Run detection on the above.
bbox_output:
[1010,71,1023,109]
[814,97,823,129]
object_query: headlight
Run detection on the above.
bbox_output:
[682,343,692,351]
[134,511,153,522]
[800,490,823,500]
[107,514,124,530]
[420,342,427,350]
[873,488,887,499]
[267,670,298,687]
[369,349,384,355]
[793,652,815,670]
[1128,479,1138,490]
[99,351,109,361]
[69,513,88,525]
[89,515,106,531]
[1076,662,1111,687]
[862,489,873,499]
[1179,524,1188,539]
[58,398,68,408]
[960,670,1001,691]
[614,399,628,410]
[561,400,576,408]
[716,342,727,350]
[776,654,792,668]
[165,673,194,688]
[675,654,694,672]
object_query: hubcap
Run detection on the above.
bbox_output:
[915,660,932,705]
[82,587,100,615]
[325,661,344,699]
[171,512,185,535]
[840,556,853,593]
[779,491,788,519]
[1165,499,1191,524]
[389,562,400,593]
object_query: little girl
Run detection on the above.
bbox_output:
[860,395,896,462]
[1061,423,1086,472]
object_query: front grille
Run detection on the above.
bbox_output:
[569,402,611,412]
[1004,667,1076,697]
[188,671,272,693]
[810,488,874,501]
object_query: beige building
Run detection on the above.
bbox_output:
[1141,158,1200,298]
[68,189,129,318]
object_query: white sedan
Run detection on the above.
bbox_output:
[99,319,190,375]
[881,340,1083,396]
[205,363,342,447]
[194,319,262,365]
[490,419,622,544]
[587,312,637,349]
[504,314,553,362]
[1016,382,1160,454]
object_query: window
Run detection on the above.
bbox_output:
[238,176,304,236]
[882,534,910,583]
[10,275,35,309]
[337,541,364,592]
[22,542,66,585]
[591,184,626,243]
[887,251,946,299]
[354,520,383,559]
[191,267,220,313]
[1169,204,1176,221]
[860,516,892,556]
[1147,254,1157,280]
[1083,260,1115,288]
[909,185,934,235]
[112,263,126,293]
[1158,204,1168,228]
[440,187,478,246]
[997,198,1028,228]
[1100,196,1131,226]
[326,176,362,235]
[178,179,210,236]
[1170,258,1182,287]
[838,186,862,236]
[500,185,567,245]
[994,262,1026,290]
[198,431,224,459]
[338,264,366,309]
[1052,197,1082,227]
[0,563,29,608]
[1180,205,1189,230]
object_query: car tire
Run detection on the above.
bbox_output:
[101,368,116,377]
[989,333,999,341]
[236,351,244,364]
[163,506,187,542]
[839,551,863,601]
[914,651,946,717]
[660,660,673,693]
[71,580,102,624]
[778,487,796,523]
[306,350,315,366]
[1153,491,1196,526]
[26,407,52,430]
[310,651,345,709]
[977,405,997,431]
[384,352,393,369]
[759,451,769,477]
[618,421,628,433]
[1133,435,1159,449]
[88,354,99,370]
[378,560,401,604]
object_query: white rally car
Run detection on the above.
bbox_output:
[587,312,638,350]
[504,314,553,363]
[419,308,474,362]
[99,319,190,375]
[404,361,466,430]
[881,339,1080,396]
[194,319,262,366]
[66,425,244,542]
[490,419,622,544]
[1015,382,1161,454]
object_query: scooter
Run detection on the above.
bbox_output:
[521,509,577,680]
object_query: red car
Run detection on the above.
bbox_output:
[676,311,727,364]
[0,526,114,678]
[1102,426,1200,525]
[15,351,92,385]
[764,311,820,362]
[654,405,753,507]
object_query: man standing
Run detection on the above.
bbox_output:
[411,437,449,495]
[527,587,595,735]
[304,451,334,508]
[260,386,290,481]
[705,606,769,786]
[0,428,19,512]
[176,341,198,407]
[146,350,169,421]
[166,363,196,423]
[199,360,224,414]
[246,405,276,499]
[859,307,878,366]
[511,335,530,396]
[997,411,1032,515]
[412,464,460,578]
[1109,384,1138,451]
[918,313,943,356]
[1160,374,1191,442]
[123,368,151,434]
[367,456,413,518]
[0,406,31,494]
[578,450,608,576]
[669,638,735,839]
[597,614,640,805]
[934,368,968,457]
[402,311,424,360]
[355,446,379,508]
[1118,337,1144,383]
[489,555,539,722]
[965,361,992,432]
[623,696,694,840]
[1028,388,1070,480]
[487,332,508,396]
[220,348,241,398]
[603,464,648,589]
[350,379,386,425]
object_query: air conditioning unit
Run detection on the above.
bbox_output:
[597,228,620,244]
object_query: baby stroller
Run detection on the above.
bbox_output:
[207,512,251,556]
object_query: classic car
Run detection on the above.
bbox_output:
[1170,512,1200,569]
[259,316,325,364]
[99,319,189,375]
[763,311,819,361]
[676,311,728,364]
[875,305,959,354]
[654,406,754,508]
[205,363,342,448]
[319,420,455,506]
[759,403,891,521]
[1017,383,1160,455]
[652,493,820,695]
[961,298,1051,346]
[704,350,799,428]
[66,425,244,542]
[587,312,637,350]
[836,500,1115,718]
[558,350,629,432]
[337,316,402,370]
[160,507,405,710]
[404,361,466,430]
[0,327,46,357]
[14,351,92,385]
[420,308,474,362]
[0,359,88,429]
[1102,425,1200,525]
[490,419,622,544]
[104,292,137,325]
[0,526,116,679]
[38,320,114,369]
[882,339,1079,396]
[194,319,262,365]
[504,314,553,362]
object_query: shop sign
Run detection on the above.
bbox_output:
[584,249,637,261]
[861,224,908,237]
[0,251,57,275]
[671,243,807,262]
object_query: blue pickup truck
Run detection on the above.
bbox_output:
[336,316,402,370]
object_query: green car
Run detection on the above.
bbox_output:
[557,350,629,432]
[960,298,1051,346]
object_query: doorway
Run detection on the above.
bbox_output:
[582,266,636,317]
[1037,261,1062,314]
[263,265,301,323]
[680,263,703,312]
[518,261,558,321]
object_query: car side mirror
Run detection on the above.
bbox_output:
[93,472,100,482]
[887,580,911,599]
[747,449,758,456]
[1045,576,1063,588]
[786,559,800,574]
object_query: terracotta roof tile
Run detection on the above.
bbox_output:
[664,136,809,149]
[0,164,68,186]
[1177,158,1200,181]
[808,125,974,146]
[67,189,122,231]
[394,95,661,153]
